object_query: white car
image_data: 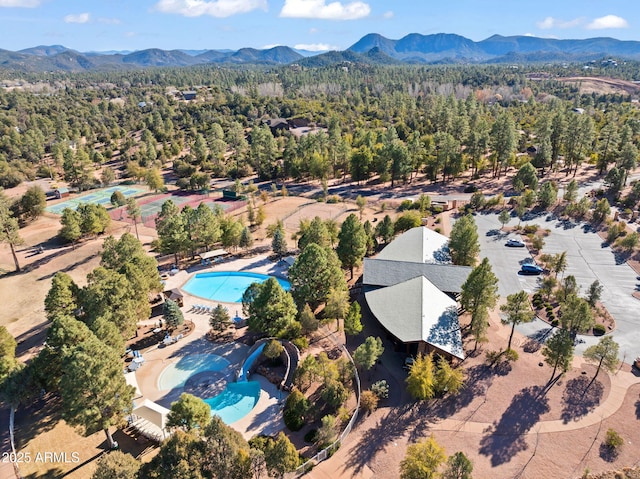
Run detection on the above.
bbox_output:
[506,238,526,247]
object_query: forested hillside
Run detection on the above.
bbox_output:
[1,63,639,193]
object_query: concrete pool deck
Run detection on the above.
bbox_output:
[133,253,289,439]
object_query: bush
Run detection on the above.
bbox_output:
[304,429,318,443]
[547,312,555,321]
[398,199,414,211]
[604,428,624,451]
[504,348,519,362]
[432,206,443,214]
[523,224,539,234]
[327,195,341,204]
[593,324,607,336]
[292,337,308,351]
[434,227,442,233]
[283,389,310,432]
[371,380,389,399]
[360,390,379,414]
[551,319,559,327]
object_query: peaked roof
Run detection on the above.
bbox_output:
[363,258,471,294]
[365,276,464,359]
[377,226,450,264]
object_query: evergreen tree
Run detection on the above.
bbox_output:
[163,299,184,331]
[336,213,368,279]
[166,393,211,432]
[344,301,363,336]
[460,258,499,349]
[44,272,79,321]
[542,328,574,381]
[60,335,135,449]
[60,207,82,248]
[449,214,480,266]
[500,291,534,351]
[299,303,319,334]
[209,304,232,336]
[353,336,384,370]
[271,226,288,260]
[239,226,253,250]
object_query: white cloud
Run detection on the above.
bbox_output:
[536,16,583,30]
[154,0,267,17]
[262,43,283,49]
[524,33,534,37]
[64,12,90,24]
[294,42,338,51]
[0,0,39,7]
[280,0,370,20]
[383,10,393,19]
[309,27,319,34]
[587,15,629,30]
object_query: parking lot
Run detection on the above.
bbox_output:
[472,211,640,362]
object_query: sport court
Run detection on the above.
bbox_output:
[111,192,244,227]
[46,185,145,215]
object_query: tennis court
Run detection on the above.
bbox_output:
[46,185,145,215]
[110,191,243,228]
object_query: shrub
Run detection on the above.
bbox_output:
[504,348,519,362]
[283,389,310,432]
[523,224,539,234]
[304,429,318,443]
[593,324,607,336]
[435,227,442,234]
[435,217,441,224]
[360,390,379,414]
[432,206,443,214]
[398,199,414,211]
[327,195,341,204]
[604,428,624,451]
[292,337,308,351]
[371,380,389,399]
[551,319,559,327]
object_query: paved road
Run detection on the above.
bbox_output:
[473,211,640,362]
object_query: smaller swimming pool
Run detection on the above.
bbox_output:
[183,271,291,303]
[158,353,230,391]
[205,381,261,425]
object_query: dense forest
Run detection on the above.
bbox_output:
[1,62,639,193]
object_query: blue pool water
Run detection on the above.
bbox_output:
[157,353,230,391]
[205,381,261,424]
[182,271,291,303]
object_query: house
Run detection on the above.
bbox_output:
[54,187,70,199]
[265,118,289,134]
[363,227,471,360]
[181,91,197,101]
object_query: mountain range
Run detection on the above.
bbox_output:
[2,33,640,72]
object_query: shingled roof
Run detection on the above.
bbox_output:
[365,276,464,359]
[363,226,470,360]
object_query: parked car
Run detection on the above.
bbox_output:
[403,357,415,371]
[521,263,544,275]
[506,238,526,247]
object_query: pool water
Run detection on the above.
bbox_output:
[182,271,291,303]
[157,353,229,391]
[157,351,264,426]
[205,381,261,424]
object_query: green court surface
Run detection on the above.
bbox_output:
[46,185,145,215]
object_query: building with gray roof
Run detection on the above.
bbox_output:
[363,227,470,360]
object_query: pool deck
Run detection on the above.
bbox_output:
[133,253,290,439]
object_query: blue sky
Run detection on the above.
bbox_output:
[0,0,638,52]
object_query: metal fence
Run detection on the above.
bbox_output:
[285,344,361,478]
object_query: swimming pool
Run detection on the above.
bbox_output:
[182,271,291,303]
[205,381,261,424]
[157,353,230,391]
